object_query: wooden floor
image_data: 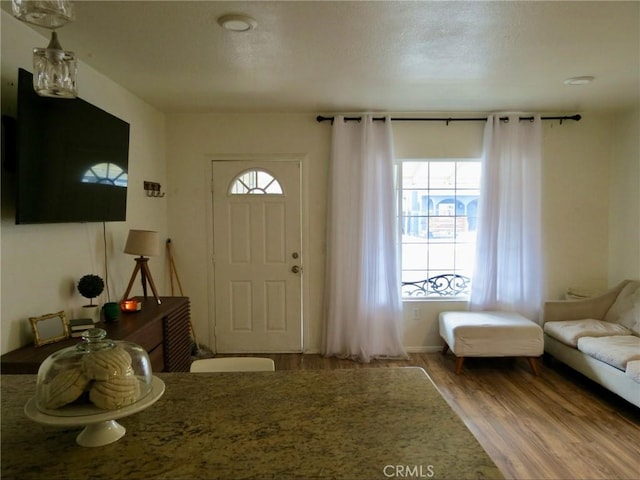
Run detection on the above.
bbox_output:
[228,352,640,480]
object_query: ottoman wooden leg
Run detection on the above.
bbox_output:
[441,343,449,355]
[527,357,540,376]
[455,356,465,374]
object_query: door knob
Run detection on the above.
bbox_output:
[291,265,302,274]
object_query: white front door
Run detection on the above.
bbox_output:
[211,160,302,353]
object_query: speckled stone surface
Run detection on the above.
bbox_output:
[2,368,502,480]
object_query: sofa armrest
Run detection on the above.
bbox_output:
[542,280,631,323]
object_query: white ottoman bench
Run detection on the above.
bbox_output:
[439,311,544,375]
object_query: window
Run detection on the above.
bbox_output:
[397,160,481,298]
[81,162,127,187]
[230,169,283,195]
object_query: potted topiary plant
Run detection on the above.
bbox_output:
[78,274,104,305]
[77,274,104,323]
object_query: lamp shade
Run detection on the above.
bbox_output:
[124,230,160,257]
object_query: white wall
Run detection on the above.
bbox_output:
[166,112,617,353]
[1,13,168,353]
[165,114,330,353]
[608,108,640,284]
[542,114,614,298]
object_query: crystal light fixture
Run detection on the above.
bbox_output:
[12,0,75,29]
[32,31,77,98]
[11,1,78,98]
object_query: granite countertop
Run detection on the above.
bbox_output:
[1,368,502,480]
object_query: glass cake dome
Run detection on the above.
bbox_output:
[35,328,153,415]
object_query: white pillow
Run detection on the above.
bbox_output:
[604,281,640,324]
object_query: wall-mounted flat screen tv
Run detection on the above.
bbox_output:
[15,68,130,224]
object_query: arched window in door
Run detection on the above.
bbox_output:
[229,169,283,195]
[81,162,128,187]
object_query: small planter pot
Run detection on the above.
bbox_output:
[102,302,120,323]
[81,305,100,324]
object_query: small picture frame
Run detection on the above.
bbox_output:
[29,311,69,347]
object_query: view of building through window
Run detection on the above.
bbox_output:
[397,160,481,298]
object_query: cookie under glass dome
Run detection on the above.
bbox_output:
[35,328,153,415]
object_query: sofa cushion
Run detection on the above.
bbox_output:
[615,287,640,336]
[604,281,640,327]
[543,319,631,347]
[577,335,640,371]
[625,360,640,384]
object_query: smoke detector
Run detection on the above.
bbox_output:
[218,14,257,32]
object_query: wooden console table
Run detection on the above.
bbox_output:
[0,297,191,374]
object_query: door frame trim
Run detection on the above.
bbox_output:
[206,154,308,353]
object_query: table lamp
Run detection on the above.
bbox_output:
[121,229,162,305]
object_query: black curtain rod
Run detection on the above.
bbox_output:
[316,114,581,125]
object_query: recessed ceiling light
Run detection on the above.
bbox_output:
[564,76,595,86]
[217,14,257,32]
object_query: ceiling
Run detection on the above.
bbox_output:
[5,1,639,114]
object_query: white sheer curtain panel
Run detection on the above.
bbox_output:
[470,114,544,321]
[323,115,407,362]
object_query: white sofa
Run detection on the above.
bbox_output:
[542,280,640,407]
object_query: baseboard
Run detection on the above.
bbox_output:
[405,346,443,353]
[302,347,443,354]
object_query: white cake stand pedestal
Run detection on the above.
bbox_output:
[25,376,165,447]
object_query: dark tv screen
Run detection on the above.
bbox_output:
[15,68,130,224]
